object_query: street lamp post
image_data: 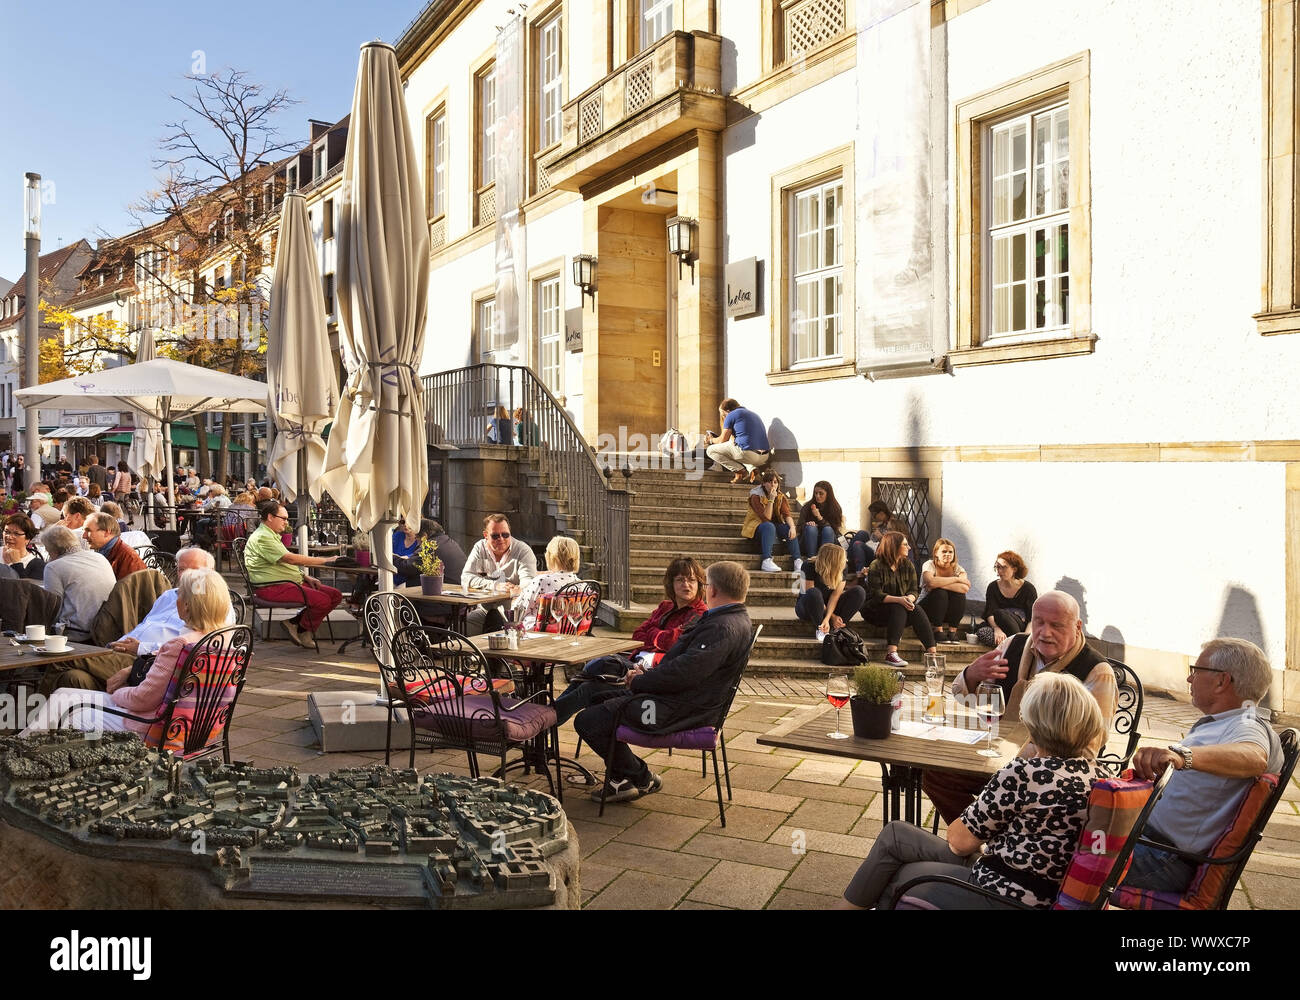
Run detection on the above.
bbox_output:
[22,173,41,476]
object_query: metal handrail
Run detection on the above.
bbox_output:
[421,363,632,607]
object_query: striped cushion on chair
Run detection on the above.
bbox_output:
[1053,775,1154,910]
[1110,773,1277,911]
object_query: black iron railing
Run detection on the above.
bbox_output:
[422,364,632,607]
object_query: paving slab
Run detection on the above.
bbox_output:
[782,851,867,896]
[679,831,804,871]
[616,811,711,851]
[586,841,717,881]
[584,870,696,910]
[686,860,788,909]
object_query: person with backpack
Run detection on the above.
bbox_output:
[796,543,866,642]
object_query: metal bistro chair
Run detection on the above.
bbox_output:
[59,624,254,764]
[548,579,601,636]
[892,768,1173,911]
[363,591,422,765]
[388,624,558,794]
[1097,657,1144,776]
[599,624,763,827]
[1110,727,1300,911]
[139,547,179,589]
[231,536,328,650]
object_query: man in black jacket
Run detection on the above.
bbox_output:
[576,560,753,802]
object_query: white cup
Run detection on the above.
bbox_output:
[44,634,68,651]
[25,625,45,642]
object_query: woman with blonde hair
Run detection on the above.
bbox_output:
[512,535,581,630]
[838,671,1107,909]
[919,537,971,644]
[22,568,234,737]
[796,543,866,641]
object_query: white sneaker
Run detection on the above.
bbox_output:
[815,628,828,642]
[760,558,780,573]
[792,558,804,574]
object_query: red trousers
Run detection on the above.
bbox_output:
[256,579,342,632]
[921,769,988,824]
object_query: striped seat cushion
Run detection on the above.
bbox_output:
[1053,776,1154,910]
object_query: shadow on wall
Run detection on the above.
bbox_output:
[768,418,803,491]
[1055,575,1127,664]
[1216,585,1267,653]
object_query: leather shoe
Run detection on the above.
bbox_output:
[282,621,314,649]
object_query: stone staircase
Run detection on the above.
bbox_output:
[538,457,986,679]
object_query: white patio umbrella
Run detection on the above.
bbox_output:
[16,359,270,531]
[320,41,430,588]
[126,328,165,526]
[267,193,337,554]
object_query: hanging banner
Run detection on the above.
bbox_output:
[493,14,527,357]
[855,0,942,376]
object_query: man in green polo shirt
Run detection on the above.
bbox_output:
[246,499,343,648]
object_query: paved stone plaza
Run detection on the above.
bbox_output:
[224,627,1300,910]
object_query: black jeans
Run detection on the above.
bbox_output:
[862,602,935,648]
[920,590,967,628]
[795,585,867,628]
[573,693,651,784]
[988,608,1028,637]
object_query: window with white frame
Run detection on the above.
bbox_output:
[287,164,298,192]
[313,144,326,182]
[790,176,844,364]
[639,0,674,51]
[987,102,1070,340]
[538,13,563,150]
[478,66,497,189]
[536,275,562,395]
[426,108,447,219]
[476,296,498,355]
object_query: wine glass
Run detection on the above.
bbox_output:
[551,595,570,639]
[826,672,851,740]
[975,681,1006,757]
[567,597,586,644]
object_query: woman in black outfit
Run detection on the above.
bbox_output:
[982,550,1037,646]
[795,543,866,639]
[1,514,45,580]
[862,531,936,667]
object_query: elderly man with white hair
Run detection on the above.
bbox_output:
[1121,638,1284,893]
[38,524,117,641]
[922,589,1117,823]
[107,546,233,658]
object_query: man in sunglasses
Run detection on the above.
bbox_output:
[463,514,537,634]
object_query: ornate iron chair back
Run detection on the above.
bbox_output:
[389,624,505,756]
[1097,658,1144,775]
[550,580,601,635]
[140,547,178,588]
[363,591,422,675]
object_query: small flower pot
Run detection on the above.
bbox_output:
[420,573,443,596]
[356,550,371,567]
[850,696,893,740]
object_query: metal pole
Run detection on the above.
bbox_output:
[22,173,41,479]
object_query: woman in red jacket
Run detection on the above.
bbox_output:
[21,569,232,736]
[553,556,707,724]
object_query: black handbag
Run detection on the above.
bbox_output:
[821,627,868,666]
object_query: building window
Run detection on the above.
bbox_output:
[323,199,335,241]
[790,177,844,364]
[475,295,497,356]
[537,12,563,151]
[775,0,849,67]
[426,107,447,221]
[639,0,674,51]
[475,65,498,226]
[214,267,226,292]
[313,144,326,182]
[952,52,1092,367]
[536,275,562,395]
[323,273,335,317]
[287,164,298,192]
[987,103,1070,341]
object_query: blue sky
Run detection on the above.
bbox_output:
[0,0,430,282]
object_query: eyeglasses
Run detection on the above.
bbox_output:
[489,532,511,541]
[994,562,1010,570]
[1188,664,1227,676]
[2,529,24,538]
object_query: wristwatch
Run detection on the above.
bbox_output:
[1168,744,1194,770]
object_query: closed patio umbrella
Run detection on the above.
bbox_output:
[126,327,165,525]
[267,193,337,553]
[320,41,430,583]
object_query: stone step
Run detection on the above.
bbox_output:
[629,533,758,553]
[627,549,796,570]
[630,519,758,538]
[628,502,748,518]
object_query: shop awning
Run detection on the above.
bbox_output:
[39,425,108,440]
[99,425,248,453]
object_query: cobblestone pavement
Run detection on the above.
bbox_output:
[231,634,1300,910]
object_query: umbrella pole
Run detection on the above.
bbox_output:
[296,449,309,556]
[372,514,397,702]
[163,422,177,533]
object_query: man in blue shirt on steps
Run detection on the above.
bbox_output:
[705,398,772,484]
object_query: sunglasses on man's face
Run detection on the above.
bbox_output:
[490,532,511,541]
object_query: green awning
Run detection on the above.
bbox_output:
[99,425,248,453]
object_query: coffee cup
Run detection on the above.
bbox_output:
[44,634,68,652]
[25,625,45,642]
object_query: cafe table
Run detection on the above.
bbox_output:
[758,695,1028,826]
[393,584,513,635]
[480,631,643,786]
[0,638,121,675]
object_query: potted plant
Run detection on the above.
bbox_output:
[850,664,902,740]
[413,536,444,596]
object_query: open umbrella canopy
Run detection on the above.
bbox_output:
[320,41,430,536]
[15,358,270,421]
[267,193,336,504]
